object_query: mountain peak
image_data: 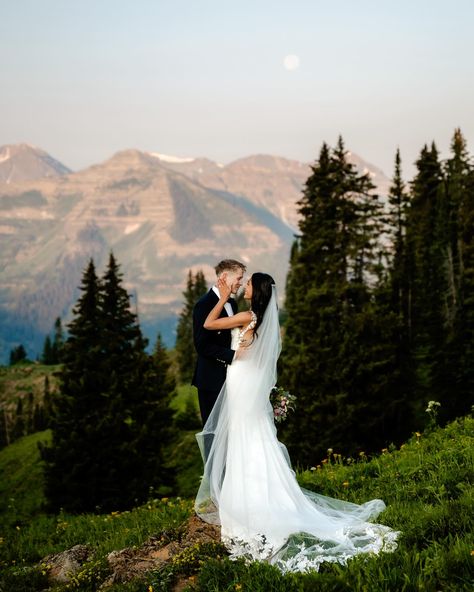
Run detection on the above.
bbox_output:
[0,143,71,184]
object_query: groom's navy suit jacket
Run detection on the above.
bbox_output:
[192,289,237,392]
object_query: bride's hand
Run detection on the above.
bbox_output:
[217,276,232,300]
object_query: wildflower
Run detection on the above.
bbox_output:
[415,432,421,438]
[471,550,474,556]
[342,481,349,487]
[425,400,440,413]
[381,448,388,454]
[321,459,328,464]
[15,526,20,530]
[148,585,154,592]
[327,448,333,455]
[310,466,316,471]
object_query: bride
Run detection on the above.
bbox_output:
[195,272,400,573]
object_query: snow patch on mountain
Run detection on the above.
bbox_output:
[149,152,195,164]
[0,147,11,163]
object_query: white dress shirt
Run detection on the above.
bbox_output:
[212,285,234,317]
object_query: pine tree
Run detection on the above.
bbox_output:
[25,392,34,434]
[41,318,65,365]
[42,254,176,512]
[0,409,10,449]
[381,150,416,430]
[175,269,207,383]
[41,336,55,365]
[280,138,407,465]
[41,258,106,511]
[42,375,53,428]
[441,129,471,332]
[279,239,300,329]
[12,399,25,440]
[386,149,411,316]
[33,403,46,432]
[52,317,65,363]
[405,143,446,410]
[9,345,27,365]
[439,130,474,419]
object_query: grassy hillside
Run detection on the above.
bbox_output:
[0,416,473,591]
[0,362,60,410]
[0,429,50,528]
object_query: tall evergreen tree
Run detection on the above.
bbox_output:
[280,138,404,464]
[33,403,46,432]
[41,336,55,365]
[42,254,176,512]
[405,143,446,410]
[386,149,411,319]
[175,270,207,383]
[42,375,53,428]
[441,129,471,332]
[0,408,10,449]
[439,130,474,418]
[9,345,27,365]
[52,317,65,363]
[382,150,416,429]
[41,258,105,511]
[12,399,25,440]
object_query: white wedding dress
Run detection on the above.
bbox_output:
[195,287,399,573]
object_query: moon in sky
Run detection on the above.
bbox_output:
[283,54,300,71]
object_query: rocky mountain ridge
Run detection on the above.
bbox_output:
[0,144,391,362]
[0,143,71,184]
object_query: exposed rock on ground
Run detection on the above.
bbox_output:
[40,515,221,590]
[40,544,92,583]
[102,515,221,587]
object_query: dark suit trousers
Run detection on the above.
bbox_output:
[198,388,221,427]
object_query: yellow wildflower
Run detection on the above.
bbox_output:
[342,481,349,487]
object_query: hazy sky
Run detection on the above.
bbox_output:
[1,0,473,178]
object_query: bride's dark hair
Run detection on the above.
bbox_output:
[250,272,276,339]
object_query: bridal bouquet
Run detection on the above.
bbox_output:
[270,386,296,423]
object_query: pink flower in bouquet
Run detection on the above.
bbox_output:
[270,386,296,423]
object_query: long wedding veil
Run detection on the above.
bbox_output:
[195,285,281,523]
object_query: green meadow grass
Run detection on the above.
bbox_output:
[0,416,473,591]
[170,384,200,414]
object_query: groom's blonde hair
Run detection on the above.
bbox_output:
[215,259,246,276]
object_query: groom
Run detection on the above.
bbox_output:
[192,259,246,425]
